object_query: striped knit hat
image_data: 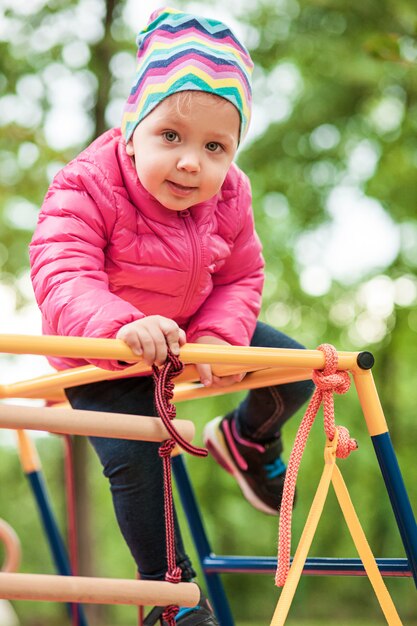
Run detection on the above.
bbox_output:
[121,7,253,143]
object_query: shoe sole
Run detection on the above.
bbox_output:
[203,417,278,516]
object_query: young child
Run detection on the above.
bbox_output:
[30,7,314,625]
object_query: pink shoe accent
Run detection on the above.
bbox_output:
[231,419,265,453]
[223,419,248,471]
[205,440,234,475]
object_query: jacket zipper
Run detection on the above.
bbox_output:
[178,210,202,317]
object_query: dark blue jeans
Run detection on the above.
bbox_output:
[65,322,314,581]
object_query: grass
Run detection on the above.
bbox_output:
[237,618,417,626]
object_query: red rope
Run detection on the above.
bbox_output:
[153,353,207,458]
[137,571,144,626]
[63,435,80,626]
[153,351,208,625]
[275,344,357,587]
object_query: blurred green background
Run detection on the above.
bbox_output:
[0,0,416,624]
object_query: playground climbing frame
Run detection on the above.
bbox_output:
[0,335,415,625]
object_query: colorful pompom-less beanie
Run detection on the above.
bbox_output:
[121,6,253,144]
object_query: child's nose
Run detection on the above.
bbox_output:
[177,150,200,173]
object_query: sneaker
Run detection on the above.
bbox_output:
[144,588,219,625]
[203,412,287,515]
[173,590,218,625]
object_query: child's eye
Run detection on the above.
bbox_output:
[163,131,179,142]
[206,141,222,152]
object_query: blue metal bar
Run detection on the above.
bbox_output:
[27,470,89,626]
[172,454,235,626]
[202,555,411,577]
[371,432,417,586]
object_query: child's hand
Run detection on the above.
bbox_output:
[194,336,246,387]
[116,316,186,366]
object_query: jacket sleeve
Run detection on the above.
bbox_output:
[29,161,144,370]
[186,171,264,346]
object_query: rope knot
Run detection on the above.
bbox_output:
[313,343,351,395]
[165,566,182,584]
[335,425,358,459]
[312,368,351,395]
[162,604,179,626]
[167,352,184,375]
[159,439,176,458]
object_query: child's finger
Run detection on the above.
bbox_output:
[137,329,157,365]
[159,318,182,355]
[117,328,143,357]
[196,363,212,387]
[150,328,169,366]
[212,373,245,387]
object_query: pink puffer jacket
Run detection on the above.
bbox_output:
[30,128,264,371]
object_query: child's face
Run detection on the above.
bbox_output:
[126,92,240,211]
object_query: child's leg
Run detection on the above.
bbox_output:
[236,320,315,441]
[203,321,314,515]
[65,376,195,582]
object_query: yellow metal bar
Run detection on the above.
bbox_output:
[271,434,403,626]
[0,361,258,401]
[0,334,136,361]
[0,334,360,370]
[0,364,312,404]
[173,367,312,402]
[182,344,358,370]
[353,369,388,437]
[0,366,146,400]
[16,430,41,473]
[0,363,151,399]
[270,437,337,626]
[332,464,403,625]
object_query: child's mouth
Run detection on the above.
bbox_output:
[167,180,197,196]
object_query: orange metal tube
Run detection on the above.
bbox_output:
[353,369,388,437]
[16,429,41,473]
[0,573,199,606]
[182,344,359,370]
[0,335,362,406]
[0,364,151,399]
[0,362,245,402]
[0,520,21,574]
[0,362,248,401]
[0,335,360,370]
[0,335,136,361]
[0,365,312,405]
[0,405,195,443]
[173,366,313,402]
